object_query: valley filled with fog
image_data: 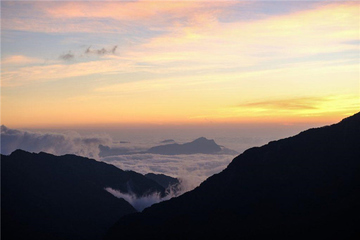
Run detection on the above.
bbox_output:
[1,123,319,191]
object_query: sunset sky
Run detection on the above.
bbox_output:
[1,0,359,128]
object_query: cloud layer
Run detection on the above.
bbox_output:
[0,125,110,158]
[102,153,235,190]
[1,125,239,191]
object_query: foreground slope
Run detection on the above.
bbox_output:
[1,150,165,240]
[106,112,360,240]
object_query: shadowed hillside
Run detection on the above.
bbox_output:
[1,150,165,240]
[106,112,360,240]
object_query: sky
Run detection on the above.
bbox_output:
[1,0,359,128]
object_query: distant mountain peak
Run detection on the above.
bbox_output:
[194,137,208,141]
[146,137,237,155]
[192,137,214,143]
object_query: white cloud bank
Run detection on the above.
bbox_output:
[0,125,110,158]
[102,153,235,190]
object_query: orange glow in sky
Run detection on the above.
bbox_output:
[1,1,359,128]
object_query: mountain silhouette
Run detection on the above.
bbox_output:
[98,137,237,157]
[98,144,134,157]
[106,112,360,240]
[147,137,236,155]
[1,150,166,240]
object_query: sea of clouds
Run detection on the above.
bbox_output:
[2,124,313,211]
[102,153,234,191]
[1,125,238,202]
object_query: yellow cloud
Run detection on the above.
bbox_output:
[238,97,323,110]
[2,1,235,33]
[1,2,359,127]
[2,55,43,66]
[138,2,359,66]
[222,94,360,123]
[1,59,135,87]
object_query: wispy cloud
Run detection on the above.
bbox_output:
[85,46,118,56]
[2,2,358,87]
[227,94,360,122]
[105,186,181,212]
[1,1,234,33]
[2,55,43,66]
[135,2,359,68]
[1,59,135,87]
[239,97,324,110]
[59,52,75,61]
[57,45,118,62]
[1,1,358,126]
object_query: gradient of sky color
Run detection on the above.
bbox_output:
[1,0,359,128]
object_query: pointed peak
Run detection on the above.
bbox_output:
[193,137,212,142]
[10,149,31,157]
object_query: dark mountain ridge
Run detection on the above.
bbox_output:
[106,112,360,239]
[1,150,166,240]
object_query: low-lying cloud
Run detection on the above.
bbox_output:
[1,125,240,192]
[0,125,110,158]
[102,153,235,191]
[105,185,179,212]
